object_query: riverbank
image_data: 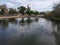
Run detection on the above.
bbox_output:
[0,16,20,19]
[0,15,44,19]
[49,17,60,21]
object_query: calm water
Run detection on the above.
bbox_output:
[0,18,60,45]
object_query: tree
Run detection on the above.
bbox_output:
[26,4,31,16]
[17,6,26,15]
[0,10,3,15]
[9,8,17,14]
[52,3,60,18]
[33,11,39,16]
[26,10,32,16]
[29,10,34,14]
[0,4,7,14]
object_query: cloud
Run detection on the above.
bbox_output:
[9,0,60,11]
[1,0,60,11]
[10,0,28,4]
[6,2,14,8]
[29,1,53,10]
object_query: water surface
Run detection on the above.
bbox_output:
[0,18,60,45]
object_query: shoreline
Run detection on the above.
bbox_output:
[49,17,60,21]
[0,15,44,19]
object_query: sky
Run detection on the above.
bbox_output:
[0,0,60,12]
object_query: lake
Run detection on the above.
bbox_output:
[0,18,60,45]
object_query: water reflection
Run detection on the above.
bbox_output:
[8,18,17,25]
[20,18,25,23]
[19,18,34,26]
[34,18,39,22]
[54,22,60,45]
[0,20,9,30]
[0,18,60,45]
[26,18,33,25]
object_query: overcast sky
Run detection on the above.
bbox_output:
[0,0,60,12]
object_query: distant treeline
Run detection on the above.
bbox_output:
[0,4,45,16]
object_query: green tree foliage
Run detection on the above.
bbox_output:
[26,5,31,15]
[26,10,33,16]
[17,6,26,15]
[9,8,17,14]
[26,5,39,16]
[29,10,34,14]
[33,11,39,16]
[26,10,39,16]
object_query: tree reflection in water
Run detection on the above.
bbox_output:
[54,22,60,45]
[19,18,26,26]
[0,18,17,30]
[0,19,9,30]
[19,18,33,26]
[26,18,33,25]
[8,18,17,25]
[34,18,39,22]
